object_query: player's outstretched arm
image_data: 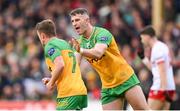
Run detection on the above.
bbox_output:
[69,38,107,59]
[46,56,64,91]
[80,43,107,59]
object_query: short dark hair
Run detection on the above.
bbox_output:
[140,25,156,37]
[70,8,89,16]
[35,19,56,37]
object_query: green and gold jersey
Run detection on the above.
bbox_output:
[44,38,87,98]
[79,27,134,88]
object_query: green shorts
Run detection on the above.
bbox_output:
[101,74,140,105]
[56,95,87,110]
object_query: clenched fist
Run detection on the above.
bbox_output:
[42,77,50,85]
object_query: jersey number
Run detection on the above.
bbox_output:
[68,52,76,73]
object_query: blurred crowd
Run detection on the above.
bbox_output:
[0,0,179,109]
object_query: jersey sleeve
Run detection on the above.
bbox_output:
[96,29,112,45]
[153,47,166,64]
[45,44,61,62]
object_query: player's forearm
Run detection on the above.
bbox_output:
[81,48,104,59]
[142,57,151,70]
[49,66,64,85]
[160,72,167,90]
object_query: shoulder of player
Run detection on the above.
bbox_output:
[44,43,55,56]
[95,26,111,33]
[152,42,168,56]
[53,38,69,46]
[45,39,61,50]
[95,26,113,38]
[155,41,168,51]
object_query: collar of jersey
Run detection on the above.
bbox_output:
[44,37,57,47]
[82,27,96,41]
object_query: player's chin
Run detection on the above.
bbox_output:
[76,30,83,35]
[77,31,82,35]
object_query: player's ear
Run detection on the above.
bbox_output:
[41,32,46,40]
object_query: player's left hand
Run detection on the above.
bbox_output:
[69,38,80,52]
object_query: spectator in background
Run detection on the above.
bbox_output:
[171,70,180,109]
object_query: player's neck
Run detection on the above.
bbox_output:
[150,38,158,48]
[84,25,94,39]
[45,37,56,44]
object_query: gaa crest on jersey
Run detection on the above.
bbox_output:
[86,42,92,49]
[86,42,90,48]
[100,36,108,41]
[48,48,55,56]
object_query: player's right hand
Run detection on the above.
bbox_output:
[69,38,80,52]
[42,77,50,85]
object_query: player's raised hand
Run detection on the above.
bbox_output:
[69,38,80,52]
[42,77,50,85]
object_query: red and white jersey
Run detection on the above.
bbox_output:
[150,41,175,90]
